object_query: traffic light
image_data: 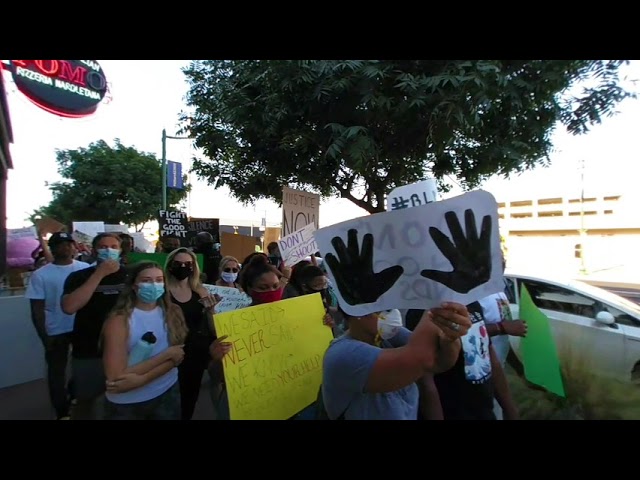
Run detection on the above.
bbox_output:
[575,243,583,259]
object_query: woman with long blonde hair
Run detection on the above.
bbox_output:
[164,247,218,420]
[102,261,188,420]
[215,255,241,289]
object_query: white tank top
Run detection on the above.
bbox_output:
[105,306,178,404]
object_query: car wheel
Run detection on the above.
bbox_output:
[631,363,640,384]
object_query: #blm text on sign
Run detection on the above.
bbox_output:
[158,210,188,239]
[213,294,333,420]
[387,179,438,211]
[282,186,320,237]
[278,223,318,267]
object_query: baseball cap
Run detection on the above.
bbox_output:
[48,232,75,247]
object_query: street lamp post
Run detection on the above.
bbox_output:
[161,128,192,211]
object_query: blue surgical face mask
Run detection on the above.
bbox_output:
[97,248,121,262]
[137,282,165,304]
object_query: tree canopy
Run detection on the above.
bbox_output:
[32,139,189,228]
[181,60,633,213]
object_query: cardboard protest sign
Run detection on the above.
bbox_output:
[387,179,438,211]
[282,186,319,237]
[203,284,252,313]
[314,190,503,317]
[213,294,333,420]
[158,210,188,243]
[278,223,318,267]
[34,216,65,235]
[185,217,220,246]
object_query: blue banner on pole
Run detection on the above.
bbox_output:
[167,161,183,190]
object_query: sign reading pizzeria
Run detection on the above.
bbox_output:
[4,60,108,118]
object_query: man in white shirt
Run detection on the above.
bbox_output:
[25,232,90,420]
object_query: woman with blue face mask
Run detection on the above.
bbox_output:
[101,261,189,420]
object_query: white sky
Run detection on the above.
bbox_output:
[3,60,640,230]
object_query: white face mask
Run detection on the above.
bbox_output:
[377,309,403,340]
[221,272,238,283]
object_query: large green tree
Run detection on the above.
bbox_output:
[32,139,189,229]
[181,60,633,213]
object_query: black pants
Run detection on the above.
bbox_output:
[178,341,210,420]
[44,333,73,419]
[104,382,180,420]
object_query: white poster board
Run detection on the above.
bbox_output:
[72,222,105,239]
[104,224,129,233]
[314,190,503,317]
[203,284,253,313]
[278,223,318,267]
[387,179,438,211]
[7,227,37,241]
[282,186,320,237]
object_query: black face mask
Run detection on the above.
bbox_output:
[170,265,193,281]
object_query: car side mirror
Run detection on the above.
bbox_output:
[596,311,616,326]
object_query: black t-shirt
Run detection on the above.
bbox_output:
[63,266,128,359]
[433,301,496,420]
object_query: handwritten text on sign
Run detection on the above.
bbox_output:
[203,284,252,314]
[282,186,320,237]
[278,223,317,267]
[314,190,504,317]
[213,294,333,420]
[158,210,188,238]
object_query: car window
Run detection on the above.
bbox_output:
[517,279,598,318]
[600,303,640,327]
[504,277,516,304]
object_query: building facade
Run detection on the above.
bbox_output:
[498,193,640,279]
[0,71,14,277]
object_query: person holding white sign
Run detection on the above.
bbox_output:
[322,303,472,420]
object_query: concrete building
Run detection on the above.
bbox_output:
[498,192,640,280]
[0,70,14,277]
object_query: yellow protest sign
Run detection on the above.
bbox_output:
[213,293,333,420]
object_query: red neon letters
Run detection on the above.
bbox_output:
[11,60,107,89]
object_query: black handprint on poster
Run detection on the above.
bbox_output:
[313,189,502,314]
[420,209,492,293]
[324,229,404,305]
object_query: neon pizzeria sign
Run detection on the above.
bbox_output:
[4,60,108,118]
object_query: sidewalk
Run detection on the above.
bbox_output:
[0,376,216,420]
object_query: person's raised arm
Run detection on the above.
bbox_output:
[61,260,120,314]
[365,303,469,393]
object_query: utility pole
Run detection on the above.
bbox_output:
[161,129,191,211]
[579,159,587,275]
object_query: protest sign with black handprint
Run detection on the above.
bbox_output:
[420,209,493,293]
[314,189,502,313]
[324,229,404,305]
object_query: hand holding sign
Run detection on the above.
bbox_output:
[324,229,404,305]
[421,209,492,293]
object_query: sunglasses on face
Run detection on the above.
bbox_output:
[173,261,193,268]
[223,267,239,273]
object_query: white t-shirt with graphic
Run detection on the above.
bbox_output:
[478,292,513,366]
[25,260,90,335]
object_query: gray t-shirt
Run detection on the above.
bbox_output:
[322,327,419,420]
